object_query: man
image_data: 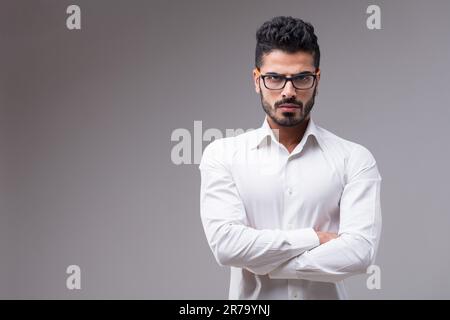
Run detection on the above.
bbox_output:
[199,16,382,300]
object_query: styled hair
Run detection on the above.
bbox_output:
[255,16,320,70]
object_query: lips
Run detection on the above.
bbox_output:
[278,104,301,108]
[278,103,301,111]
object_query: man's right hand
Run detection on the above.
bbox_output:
[315,231,338,244]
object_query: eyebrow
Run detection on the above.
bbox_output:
[265,71,315,76]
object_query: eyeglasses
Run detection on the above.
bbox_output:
[256,69,318,90]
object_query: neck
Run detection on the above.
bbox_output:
[267,116,310,149]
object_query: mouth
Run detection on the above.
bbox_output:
[277,103,301,112]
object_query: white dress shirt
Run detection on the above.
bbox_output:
[199,115,382,300]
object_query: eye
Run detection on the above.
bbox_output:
[265,75,283,81]
[295,75,313,82]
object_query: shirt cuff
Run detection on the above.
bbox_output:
[285,227,320,252]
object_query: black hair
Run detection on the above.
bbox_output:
[255,16,320,70]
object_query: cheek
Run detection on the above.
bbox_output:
[297,91,313,101]
[262,92,278,105]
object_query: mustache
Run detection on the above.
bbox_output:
[275,98,303,108]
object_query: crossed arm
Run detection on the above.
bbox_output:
[199,141,382,282]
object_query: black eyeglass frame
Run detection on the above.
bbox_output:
[256,69,319,90]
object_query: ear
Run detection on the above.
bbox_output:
[253,68,261,93]
[315,68,321,96]
[316,68,321,81]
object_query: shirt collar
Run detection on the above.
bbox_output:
[250,115,321,151]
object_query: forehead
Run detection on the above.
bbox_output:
[260,49,315,74]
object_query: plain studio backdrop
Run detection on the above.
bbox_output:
[1,0,449,299]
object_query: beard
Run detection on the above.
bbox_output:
[260,85,317,127]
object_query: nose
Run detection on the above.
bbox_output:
[281,80,296,99]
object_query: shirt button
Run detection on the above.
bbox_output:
[292,293,299,299]
[287,187,292,195]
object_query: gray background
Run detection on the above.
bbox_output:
[1,0,449,299]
